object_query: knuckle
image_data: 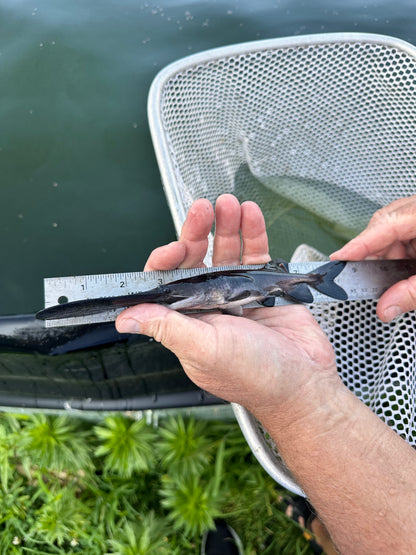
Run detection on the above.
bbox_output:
[147,311,176,345]
[391,275,416,314]
[368,205,392,226]
[405,275,416,308]
[369,196,416,229]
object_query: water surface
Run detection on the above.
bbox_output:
[1,0,415,314]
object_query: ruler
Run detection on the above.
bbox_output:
[38,259,416,327]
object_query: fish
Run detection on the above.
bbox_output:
[36,260,347,321]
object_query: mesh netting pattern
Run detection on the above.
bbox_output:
[154,35,416,234]
[314,299,416,444]
[255,295,416,494]
[149,34,416,492]
[289,243,416,446]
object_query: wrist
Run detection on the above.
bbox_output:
[251,371,351,446]
[252,371,416,555]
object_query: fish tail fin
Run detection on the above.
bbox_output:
[311,260,348,300]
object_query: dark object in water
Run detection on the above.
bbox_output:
[0,313,217,411]
[36,260,347,321]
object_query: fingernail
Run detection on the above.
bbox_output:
[383,306,402,322]
[117,318,141,334]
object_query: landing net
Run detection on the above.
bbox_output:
[149,33,416,494]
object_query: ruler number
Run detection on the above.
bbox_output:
[120,281,125,288]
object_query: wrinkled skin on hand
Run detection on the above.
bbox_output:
[331,195,416,322]
[116,194,339,421]
[117,194,416,555]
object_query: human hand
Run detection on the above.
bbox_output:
[116,194,340,422]
[331,196,416,322]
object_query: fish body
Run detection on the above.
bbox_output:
[36,260,347,321]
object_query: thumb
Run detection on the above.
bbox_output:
[377,275,416,322]
[115,304,216,366]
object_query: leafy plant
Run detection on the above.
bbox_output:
[107,513,169,555]
[18,414,92,473]
[157,415,213,476]
[29,486,88,547]
[160,473,222,538]
[0,424,18,490]
[0,410,317,554]
[94,414,156,477]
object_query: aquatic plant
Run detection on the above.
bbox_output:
[94,415,156,477]
[0,411,316,554]
[157,415,213,475]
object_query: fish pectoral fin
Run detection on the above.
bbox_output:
[168,297,199,310]
[260,296,276,307]
[286,284,314,303]
[227,290,252,302]
[222,306,244,316]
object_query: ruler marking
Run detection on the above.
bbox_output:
[41,260,416,327]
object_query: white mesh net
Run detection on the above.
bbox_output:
[149,33,416,493]
[319,303,416,442]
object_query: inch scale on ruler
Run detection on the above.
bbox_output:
[40,259,416,328]
[42,264,264,327]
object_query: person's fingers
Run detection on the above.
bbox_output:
[212,194,242,266]
[329,197,416,322]
[240,201,271,265]
[381,241,409,260]
[116,303,209,351]
[144,199,213,271]
[330,226,399,261]
[376,275,416,322]
[177,198,215,268]
[115,304,220,392]
[144,242,186,271]
[145,196,270,273]
[331,196,416,261]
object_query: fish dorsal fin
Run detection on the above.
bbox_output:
[264,259,289,272]
[286,283,314,303]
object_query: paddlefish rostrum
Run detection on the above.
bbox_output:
[36,259,347,321]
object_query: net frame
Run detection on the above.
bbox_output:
[148,33,416,494]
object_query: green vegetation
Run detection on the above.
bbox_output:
[0,411,315,554]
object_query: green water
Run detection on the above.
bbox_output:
[1,0,416,315]
[234,171,347,261]
[233,164,384,261]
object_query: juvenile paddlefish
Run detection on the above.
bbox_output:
[36,260,347,321]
